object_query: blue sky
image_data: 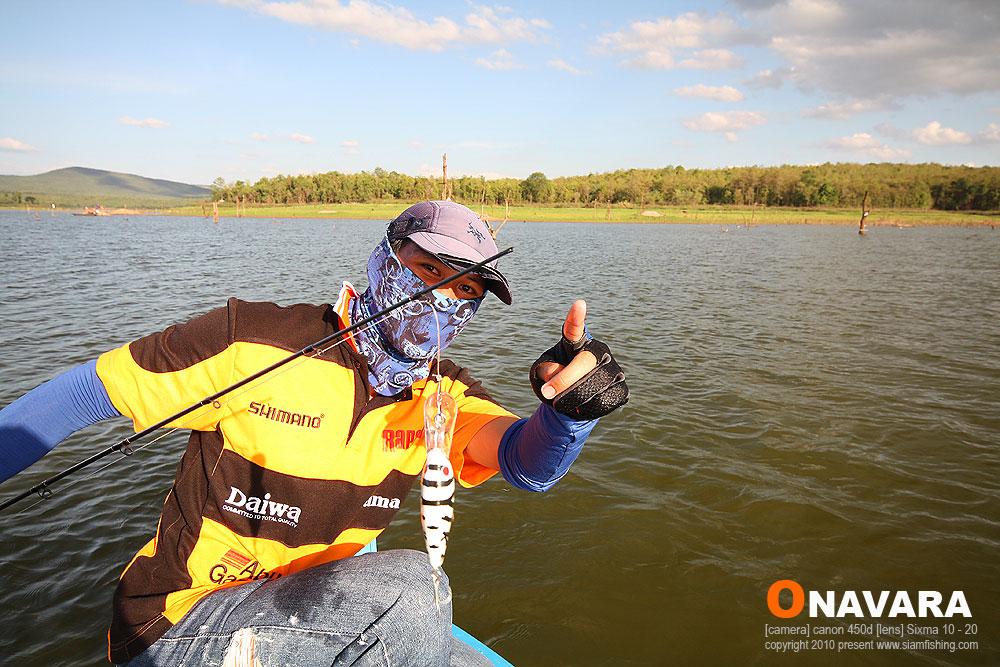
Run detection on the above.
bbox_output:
[2,0,998,185]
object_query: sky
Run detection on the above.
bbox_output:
[1,0,998,186]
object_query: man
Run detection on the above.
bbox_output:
[0,200,628,665]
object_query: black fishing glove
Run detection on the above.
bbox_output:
[530,333,629,420]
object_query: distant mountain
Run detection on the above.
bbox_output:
[0,167,210,206]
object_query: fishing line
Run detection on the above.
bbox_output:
[431,299,444,385]
[0,246,513,515]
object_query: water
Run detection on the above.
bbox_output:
[0,211,997,666]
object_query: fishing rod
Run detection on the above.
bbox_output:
[0,246,514,514]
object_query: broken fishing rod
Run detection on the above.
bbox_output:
[0,246,514,514]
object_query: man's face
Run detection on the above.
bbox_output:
[396,240,487,301]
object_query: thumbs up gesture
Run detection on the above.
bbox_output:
[530,300,629,420]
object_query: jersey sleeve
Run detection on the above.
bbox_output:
[96,302,237,433]
[436,360,518,488]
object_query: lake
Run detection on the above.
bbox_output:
[0,211,997,666]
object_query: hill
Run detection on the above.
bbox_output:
[0,167,210,207]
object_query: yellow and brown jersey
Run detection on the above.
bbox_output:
[97,296,512,663]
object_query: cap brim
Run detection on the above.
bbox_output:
[441,258,512,305]
[409,231,512,305]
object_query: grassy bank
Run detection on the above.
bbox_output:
[164,202,998,226]
[6,202,996,226]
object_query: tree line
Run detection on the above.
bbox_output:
[210,163,999,211]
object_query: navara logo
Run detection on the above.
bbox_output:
[767,580,971,619]
[248,401,323,428]
[223,486,302,527]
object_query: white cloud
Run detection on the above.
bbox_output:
[732,0,1000,98]
[228,0,549,51]
[724,132,739,143]
[290,133,314,144]
[826,132,912,159]
[0,137,41,152]
[677,49,744,70]
[548,59,591,76]
[684,110,767,132]
[912,121,972,146]
[341,140,359,147]
[606,3,1000,100]
[597,11,743,71]
[251,132,270,141]
[744,67,795,90]
[409,141,423,148]
[673,84,744,102]
[475,48,523,70]
[803,98,898,120]
[622,50,675,69]
[120,116,170,129]
[980,123,1000,143]
[344,149,360,156]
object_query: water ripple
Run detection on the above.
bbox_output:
[1,215,998,665]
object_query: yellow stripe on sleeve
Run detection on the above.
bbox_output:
[97,343,237,433]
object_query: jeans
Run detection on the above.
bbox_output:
[123,549,491,666]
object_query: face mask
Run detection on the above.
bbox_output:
[350,237,482,396]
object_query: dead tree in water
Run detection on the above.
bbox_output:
[479,191,510,240]
[859,190,870,235]
[441,153,450,201]
[490,198,510,239]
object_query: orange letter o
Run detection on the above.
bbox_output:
[767,580,804,618]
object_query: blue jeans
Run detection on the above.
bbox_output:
[123,549,490,666]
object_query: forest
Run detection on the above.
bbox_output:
[210,163,1000,211]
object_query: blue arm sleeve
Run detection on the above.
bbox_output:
[496,402,598,493]
[0,359,120,483]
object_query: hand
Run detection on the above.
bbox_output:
[534,300,597,400]
[529,302,629,420]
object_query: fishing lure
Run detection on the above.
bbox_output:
[421,390,457,606]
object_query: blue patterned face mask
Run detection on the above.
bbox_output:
[350,237,482,395]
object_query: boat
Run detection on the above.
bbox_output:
[72,206,111,216]
[356,539,514,666]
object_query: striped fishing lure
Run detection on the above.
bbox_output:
[421,391,457,606]
[421,446,454,571]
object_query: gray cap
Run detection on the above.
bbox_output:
[387,200,512,304]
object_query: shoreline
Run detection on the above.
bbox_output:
[6,204,998,227]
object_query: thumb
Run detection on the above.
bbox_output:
[563,300,587,343]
